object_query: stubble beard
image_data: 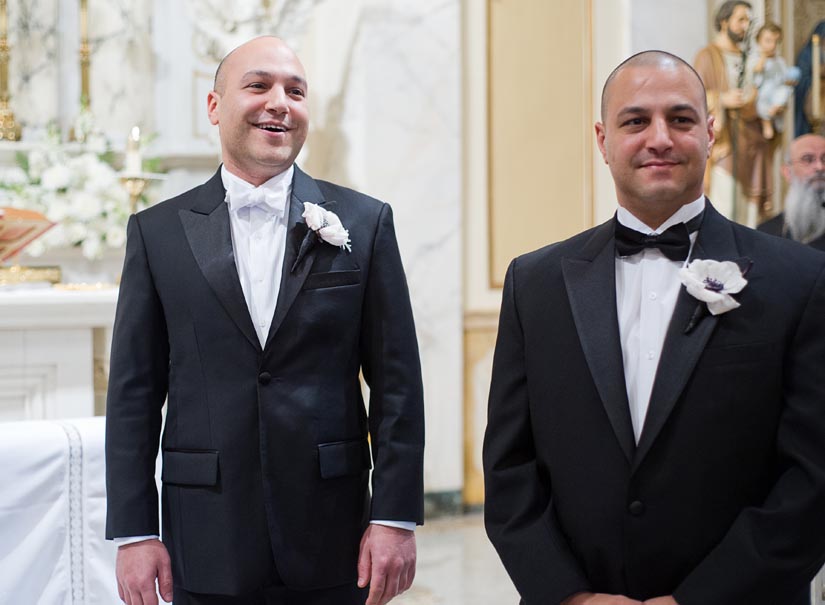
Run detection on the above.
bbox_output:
[784,173,825,244]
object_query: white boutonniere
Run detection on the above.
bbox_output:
[679,259,748,315]
[302,202,351,251]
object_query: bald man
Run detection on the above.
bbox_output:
[758,134,825,250]
[105,37,424,605]
[484,50,825,605]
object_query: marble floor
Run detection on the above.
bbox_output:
[393,513,519,605]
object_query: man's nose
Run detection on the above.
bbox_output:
[646,118,673,151]
[265,88,288,113]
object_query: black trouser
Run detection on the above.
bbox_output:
[173,582,368,605]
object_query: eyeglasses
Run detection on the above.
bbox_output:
[791,154,825,167]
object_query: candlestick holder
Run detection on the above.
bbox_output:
[0,0,20,141]
[120,172,165,214]
[0,96,20,141]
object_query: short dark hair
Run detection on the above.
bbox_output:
[714,0,752,32]
[600,50,708,122]
[756,22,783,43]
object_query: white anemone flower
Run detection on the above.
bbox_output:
[679,259,747,315]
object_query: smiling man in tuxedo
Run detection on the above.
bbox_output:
[483,50,825,605]
[105,36,424,605]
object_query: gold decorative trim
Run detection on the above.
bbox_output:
[586,0,594,228]
[0,265,61,285]
[485,0,494,290]
[53,282,117,291]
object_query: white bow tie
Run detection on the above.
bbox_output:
[230,187,287,215]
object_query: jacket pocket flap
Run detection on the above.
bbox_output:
[162,450,219,486]
[701,341,774,367]
[304,270,361,290]
[318,439,371,479]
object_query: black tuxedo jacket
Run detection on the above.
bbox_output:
[105,166,424,595]
[484,202,825,605]
[757,212,825,251]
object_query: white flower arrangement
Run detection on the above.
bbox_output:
[679,259,748,315]
[0,130,134,261]
[302,201,351,251]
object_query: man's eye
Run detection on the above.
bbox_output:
[247,83,266,90]
[289,88,305,97]
[622,118,645,127]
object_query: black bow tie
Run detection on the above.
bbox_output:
[615,214,702,261]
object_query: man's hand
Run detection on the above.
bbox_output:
[562,593,643,605]
[721,88,747,109]
[644,598,679,605]
[357,524,416,605]
[116,539,173,605]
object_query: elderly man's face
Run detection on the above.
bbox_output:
[595,62,714,223]
[207,37,309,185]
[785,135,825,188]
[783,135,825,242]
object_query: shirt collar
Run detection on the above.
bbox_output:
[616,196,705,235]
[221,164,294,213]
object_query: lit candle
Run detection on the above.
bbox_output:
[813,35,821,120]
[125,126,142,174]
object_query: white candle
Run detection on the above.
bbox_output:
[125,126,142,174]
[813,35,821,120]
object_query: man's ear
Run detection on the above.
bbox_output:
[595,122,608,164]
[207,91,220,126]
[706,114,715,157]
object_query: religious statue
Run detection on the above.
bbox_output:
[752,22,800,141]
[694,0,774,227]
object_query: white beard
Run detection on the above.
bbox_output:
[784,173,825,244]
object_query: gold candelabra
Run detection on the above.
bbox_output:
[120,176,147,215]
[79,0,90,106]
[0,0,20,141]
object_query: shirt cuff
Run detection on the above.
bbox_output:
[113,535,160,547]
[370,520,416,532]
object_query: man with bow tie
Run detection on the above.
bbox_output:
[483,50,825,605]
[105,36,424,605]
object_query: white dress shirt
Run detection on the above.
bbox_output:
[115,166,412,546]
[222,164,293,348]
[615,196,704,443]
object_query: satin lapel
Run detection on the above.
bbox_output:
[634,202,740,467]
[265,166,325,349]
[562,220,635,462]
[179,169,261,351]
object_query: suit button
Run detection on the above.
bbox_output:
[258,372,272,385]
[628,500,645,516]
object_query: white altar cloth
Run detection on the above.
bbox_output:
[0,417,119,604]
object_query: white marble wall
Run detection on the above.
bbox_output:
[301,0,463,495]
[7,0,59,133]
[6,0,152,141]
